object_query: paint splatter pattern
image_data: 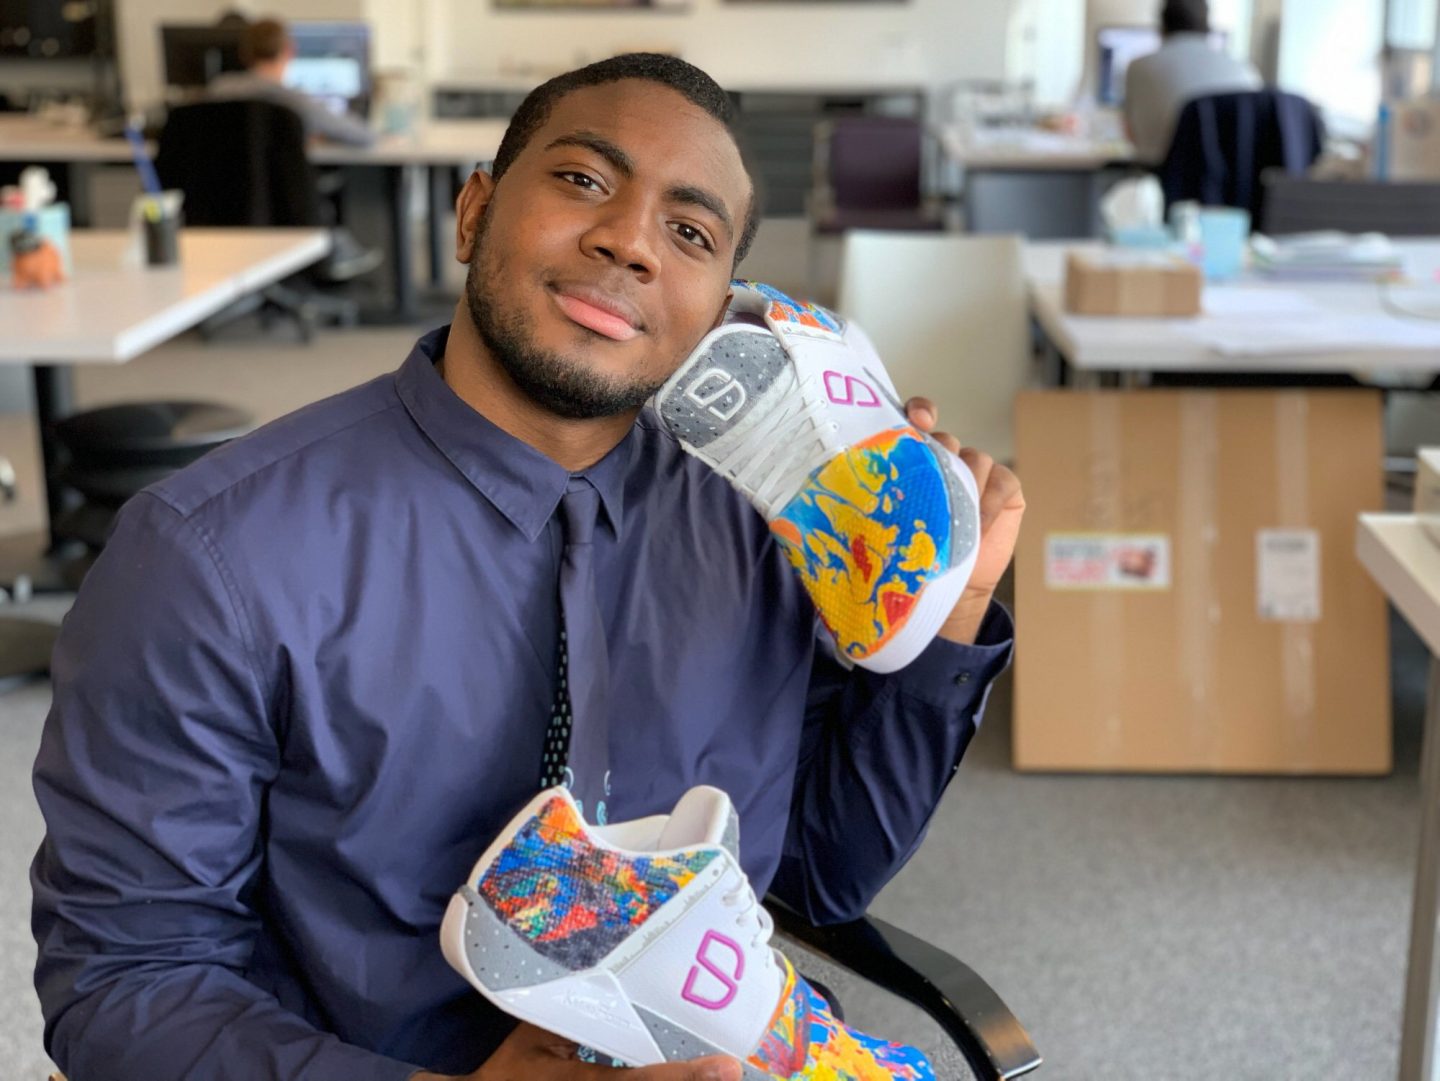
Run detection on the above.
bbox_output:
[477,797,716,969]
[749,955,936,1080]
[769,426,952,662]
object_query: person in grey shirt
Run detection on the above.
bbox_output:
[1124,0,1262,164]
[208,17,375,148]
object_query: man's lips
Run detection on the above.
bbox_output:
[550,286,644,342]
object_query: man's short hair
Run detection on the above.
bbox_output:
[490,53,760,267]
[240,18,290,67]
[1161,0,1210,35]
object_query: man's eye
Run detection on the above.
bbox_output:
[557,172,599,190]
[671,222,713,251]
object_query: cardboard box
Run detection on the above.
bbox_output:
[1063,250,1203,317]
[1013,389,1389,774]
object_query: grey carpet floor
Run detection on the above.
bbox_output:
[0,320,1426,1079]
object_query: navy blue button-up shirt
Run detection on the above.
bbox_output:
[31,326,1014,1081]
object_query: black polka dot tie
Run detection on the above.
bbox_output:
[539,625,571,789]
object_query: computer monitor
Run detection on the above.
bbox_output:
[1096,25,1230,107]
[284,21,372,119]
[160,24,246,90]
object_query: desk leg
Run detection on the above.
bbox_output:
[32,365,73,554]
[1401,656,1440,1080]
[388,163,418,323]
[428,165,451,287]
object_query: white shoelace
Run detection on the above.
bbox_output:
[722,879,778,960]
[707,375,837,517]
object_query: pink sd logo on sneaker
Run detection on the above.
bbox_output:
[682,930,745,1010]
[823,371,880,408]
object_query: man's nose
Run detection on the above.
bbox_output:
[580,195,660,278]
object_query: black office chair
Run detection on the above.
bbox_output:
[1261,174,1440,237]
[768,896,1041,1078]
[155,98,370,341]
[1156,89,1325,231]
[49,401,253,553]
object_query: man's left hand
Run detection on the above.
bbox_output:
[905,396,1025,646]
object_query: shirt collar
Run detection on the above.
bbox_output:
[395,325,632,543]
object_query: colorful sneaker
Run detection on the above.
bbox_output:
[652,281,981,673]
[441,785,936,1080]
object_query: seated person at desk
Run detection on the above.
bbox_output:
[1124,0,1262,164]
[208,16,375,148]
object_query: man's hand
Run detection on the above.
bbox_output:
[413,1022,743,1081]
[905,397,1025,645]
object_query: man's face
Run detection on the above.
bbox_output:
[458,79,751,420]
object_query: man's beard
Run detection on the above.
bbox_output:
[464,219,667,421]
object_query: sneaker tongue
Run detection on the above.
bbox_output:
[656,785,741,860]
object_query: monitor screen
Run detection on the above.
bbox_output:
[1096,26,1229,106]
[161,24,246,89]
[284,21,371,114]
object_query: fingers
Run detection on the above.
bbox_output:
[959,449,1024,531]
[630,1055,743,1081]
[930,430,962,456]
[904,396,937,430]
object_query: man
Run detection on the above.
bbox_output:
[31,54,1024,1081]
[1124,0,1262,164]
[208,16,376,148]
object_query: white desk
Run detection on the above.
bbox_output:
[1357,515,1440,1081]
[3,228,328,543]
[1025,240,1440,381]
[0,114,505,167]
[0,116,505,321]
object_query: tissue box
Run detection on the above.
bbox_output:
[0,204,73,280]
[1064,249,1202,317]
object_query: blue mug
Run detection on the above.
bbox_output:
[1198,207,1250,281]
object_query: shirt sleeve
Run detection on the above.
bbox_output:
[769,602,1015,925]
[295,91,377,148]
[30,493,419,1081]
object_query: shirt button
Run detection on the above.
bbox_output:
[955,672,971,686]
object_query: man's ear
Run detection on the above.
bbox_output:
[455,170,497,265]
[709,288,734,331]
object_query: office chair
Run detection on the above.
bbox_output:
[1156,89,1325,231]
[811,115,947,235]
[837,231,1032,464]
[808,115,947,300]
[155,98,368,341]
[1261,175,1440,237]
[49,401,252,553]
[42,902,1040,1081]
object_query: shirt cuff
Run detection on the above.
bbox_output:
[886,600,1015,712]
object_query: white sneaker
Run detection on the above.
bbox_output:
[441,785,935,1079]
[653,281,981,673]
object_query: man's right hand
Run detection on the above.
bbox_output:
[413,1021,744,1081]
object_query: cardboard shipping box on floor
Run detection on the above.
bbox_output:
[1013,389,1390,774]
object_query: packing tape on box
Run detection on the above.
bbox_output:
[1087,392,1128,760]
[1276,392,1318,769]
[1178,392,1221,766]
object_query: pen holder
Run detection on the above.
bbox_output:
[134,191,184,268]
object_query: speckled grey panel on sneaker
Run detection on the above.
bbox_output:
[634,1006,771,1081]
[719,809,741,863]
[656,329,787,450]
[937,444,979,570]
[457,884,571,990]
